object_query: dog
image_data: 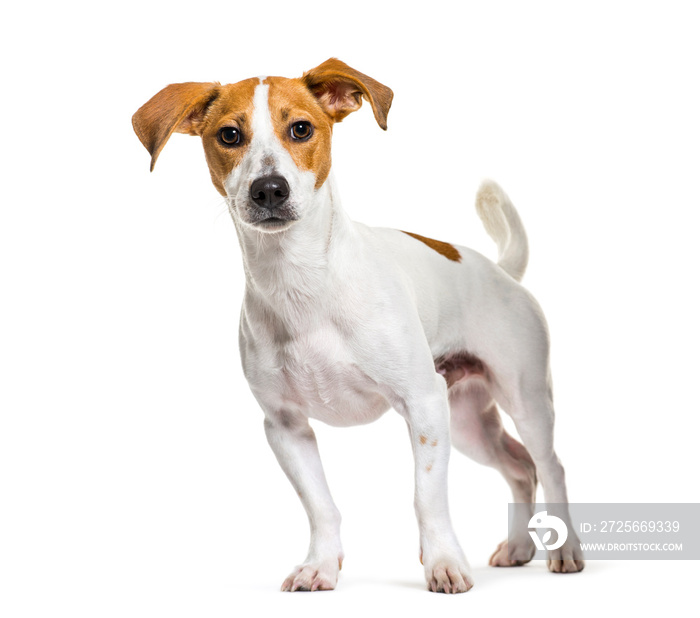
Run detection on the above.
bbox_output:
[132,58,584,593]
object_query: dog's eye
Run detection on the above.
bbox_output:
[219,127,242,146]
[290,121,313,141]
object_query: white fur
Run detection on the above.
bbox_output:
[475,179,529,282]
[217,79,582,591]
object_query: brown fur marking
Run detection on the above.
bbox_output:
[132,81,221,172]
[302,58,394,130]
[402,231,461,262]
[198,79,258,196]
[265,76,334,189]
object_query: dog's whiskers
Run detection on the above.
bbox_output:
[212,198,230,224]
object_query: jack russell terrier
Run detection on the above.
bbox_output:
[133,58,584,594]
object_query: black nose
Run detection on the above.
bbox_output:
[250,175,290,209]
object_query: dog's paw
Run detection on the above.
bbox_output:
[489,538,535,567]
[547,539,585,573]
[280,557,341,592]
[423,556,474,593]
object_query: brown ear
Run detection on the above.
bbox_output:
[301,58,393,130]
[132,82,220,171]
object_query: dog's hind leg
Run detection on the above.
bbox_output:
[494,381,585,573]
[448,380,538,566]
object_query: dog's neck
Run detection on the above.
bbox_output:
[232,174,354,325]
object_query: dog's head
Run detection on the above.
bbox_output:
[133,59,393,233]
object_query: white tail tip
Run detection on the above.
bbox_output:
[475,180,529,281]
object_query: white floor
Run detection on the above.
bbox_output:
[228,560,694,618]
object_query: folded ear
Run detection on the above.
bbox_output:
[132,82,220,171]
[301,58,393,130]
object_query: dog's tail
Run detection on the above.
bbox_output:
[475,180,529,282]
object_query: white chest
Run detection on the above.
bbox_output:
[242,324,390,427]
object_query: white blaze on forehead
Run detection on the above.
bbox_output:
[251,79,276,155]
[225,79,285,196]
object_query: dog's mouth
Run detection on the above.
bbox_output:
[251,212,297,232]
[256,216,296,231]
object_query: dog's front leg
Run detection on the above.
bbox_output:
[402,379,474,593]
[264,414,343,592]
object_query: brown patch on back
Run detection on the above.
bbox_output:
[265,76,334,189]
[419,435,428,445]
[431,439,438,447]
[402,231,461,262]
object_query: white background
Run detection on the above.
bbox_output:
[2,1,699,616]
